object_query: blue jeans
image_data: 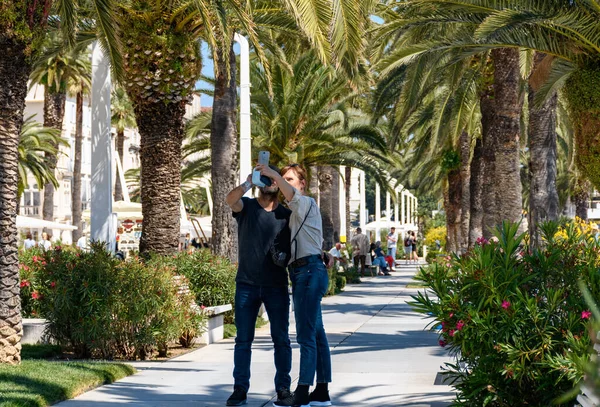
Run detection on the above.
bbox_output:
[387,247,396,260]
[289,259,332,386]
[233,283,292,392]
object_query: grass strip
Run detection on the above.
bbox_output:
[0,359,135,407]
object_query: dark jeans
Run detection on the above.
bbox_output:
[233,283,292,392]
[289,259,332,386]
[353,255,366,275]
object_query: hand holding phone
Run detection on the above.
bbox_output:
[252,151,272,187]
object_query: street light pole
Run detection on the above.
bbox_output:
[234,34,252,196]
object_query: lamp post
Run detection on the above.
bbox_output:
[234,34,252,196]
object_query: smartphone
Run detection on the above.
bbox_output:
[252,151,272,187]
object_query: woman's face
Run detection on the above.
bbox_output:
[283,168,306,192]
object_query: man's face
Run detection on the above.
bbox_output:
[259,179,280,196]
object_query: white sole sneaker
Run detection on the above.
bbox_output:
[310,402,332,406]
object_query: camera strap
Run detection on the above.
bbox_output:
[291,201,314,263]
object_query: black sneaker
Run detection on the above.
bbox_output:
[273,392,310,407]
[309,388,332,406]
[226,386,247,406]
[273,388,294,406]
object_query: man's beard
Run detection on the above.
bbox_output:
[259,186,280,200]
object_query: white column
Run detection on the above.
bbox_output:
[394,189,399,225]
[414,197,418,230]
[359,170,366,231]
[339,166,346,242]
[91,44,114,250]
[400,191,406,224]
[234,34,252,196]
[386,190,391,222]
[375,183,381,240]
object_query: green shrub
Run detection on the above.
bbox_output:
[21,243,204,360]
[153,249,237,323]
[410,221,600,406]
[424,226,446,251]
[341,266,361,284]
[425,249,447,264]
[336,275,346,292]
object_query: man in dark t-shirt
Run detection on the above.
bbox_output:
[224,171,293,406]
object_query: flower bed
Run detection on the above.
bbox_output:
[410,221,600,406]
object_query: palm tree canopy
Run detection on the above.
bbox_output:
[17,116,68,198]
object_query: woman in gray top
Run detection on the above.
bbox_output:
[257,163,333,407]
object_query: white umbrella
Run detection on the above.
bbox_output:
[16,216,77,231]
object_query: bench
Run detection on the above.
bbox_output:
[577,331,600,407]
[173,275,232,345]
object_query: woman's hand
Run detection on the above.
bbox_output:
[255,163,279,180]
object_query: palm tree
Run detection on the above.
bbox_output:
[30,34,99,223]
[207,0,379,259]
[0,0,118,366]
[250,50,392,246]
[17,116,66,201]
[113,0,261,257]
[111,86,136,202]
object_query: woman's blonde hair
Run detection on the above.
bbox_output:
[280,163,307,181]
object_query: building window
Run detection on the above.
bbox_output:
[20,183,41,216]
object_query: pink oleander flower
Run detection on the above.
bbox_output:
[582,310,592,319]
[449,313,454,318]
[32,256,39,263]
[50,281,56,289]
[448,329,456,337]
[31,291,41,300]
[439,339,447,347]
[456,320,465,331]
[502,300,511,310]
[20,280,30,288]
[476,236,489,246]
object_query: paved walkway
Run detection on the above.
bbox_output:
[57,264,454,406]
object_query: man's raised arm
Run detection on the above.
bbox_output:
[226,174,252,213]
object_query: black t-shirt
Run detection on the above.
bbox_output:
[233,197,291,287]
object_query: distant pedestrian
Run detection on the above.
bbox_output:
[350,228,370,277]
[76,233,88,251]
[329,242,347,268]
[38,232,51,251]
[373,242,391,276]
[387,227,398,260]
[411,231,419,263]
[23,233,36,250]
[403,233,413,264]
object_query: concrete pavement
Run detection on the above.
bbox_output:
[57,264,455,406]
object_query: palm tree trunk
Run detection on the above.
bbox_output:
[210,43,238,262]
[331,167,340,243]
[490,48,524,228]
[319,166,335,250]
[469,137,484,248]
[114,129,125,202]
[71,90,83,243]
[42,88,66,222]
[345,166,352,240]
[480,97,497,239]
[309,166,319,200]
[444,167,462,254]
[574,177,590,221]
[135,100,185,256]
[459,130,471,252]
[0,36,30,365]
[528,54,559,249]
